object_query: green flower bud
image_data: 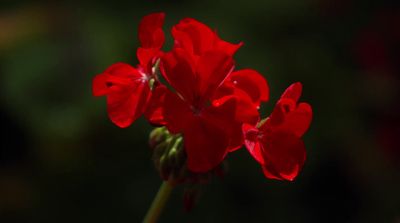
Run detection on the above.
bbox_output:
[148,127,230,187]
[149,127,168,150]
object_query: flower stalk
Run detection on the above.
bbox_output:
[143,180,174,223]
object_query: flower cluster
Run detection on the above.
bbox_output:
[92,13,312,181]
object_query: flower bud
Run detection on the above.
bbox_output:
[159,154,171,181]
[149,127,230,186]
[149,127,168,150]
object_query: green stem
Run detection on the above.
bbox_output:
[142,181,174,223]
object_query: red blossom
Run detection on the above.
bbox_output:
[154,47,259,172]
[93,12,165,128]
[243,83,312,181]
[93,12,313,183]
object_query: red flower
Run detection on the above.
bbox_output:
[172,18,242,57]
[154,47,259,172]
[243,82,312,181]
[92,13,313,183]
[93,13,165,128]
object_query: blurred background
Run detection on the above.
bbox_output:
[1,0,400,222]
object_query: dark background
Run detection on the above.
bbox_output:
[1,0,400,222]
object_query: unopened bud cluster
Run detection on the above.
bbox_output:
[149,127,228,186]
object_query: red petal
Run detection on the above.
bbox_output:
[196,50,234,102]
[260,131,306,181]
[231,90,260,126]
[104,63,141,78]
[107,80,151,128]
[213,85,260,151]
[267,83,312,137]
[275,102,312,137]
[93,63,142,97]
[184,112,230,173]
[144,85,168,126]
[138,12,165,49]
[213,85,259,124]
[172,18,215,55]
[162,88,192,134]
[214,35,243,56]
[93,63,150,128]
[93,73,111,96]
[161,48,198,104]
[281,82,302,102]
[267,98,296,126]
[243,123,265,165]
[172,18,242,56]
[228,69,269,106]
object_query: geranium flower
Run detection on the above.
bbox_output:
[243,82,312,181]
[153,47,259,172]
[92,12,314,219]
[92,12,165,128]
